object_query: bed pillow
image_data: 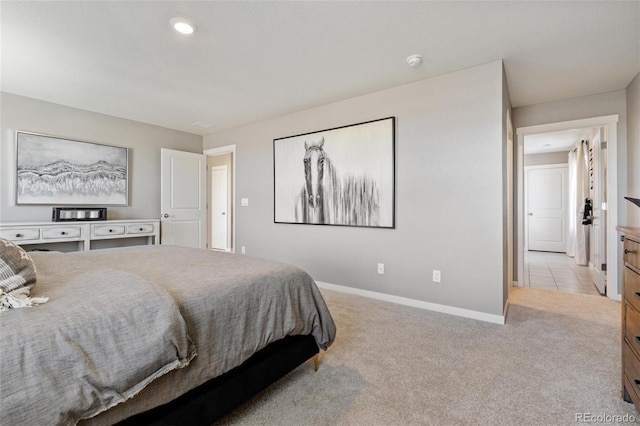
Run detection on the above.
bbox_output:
[0,238,46,311]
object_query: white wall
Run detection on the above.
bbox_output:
[204,61,507,317]
[0,93,203,222]
[524,151,569,167]
[627,73,640,227]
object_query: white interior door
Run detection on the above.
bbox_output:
[526,165,568,252]
[161,148,207,248]
[211,165,228,250]
[590,128,607,293]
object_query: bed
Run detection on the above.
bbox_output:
[0,244,336,425]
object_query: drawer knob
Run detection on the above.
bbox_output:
[15,233,22,238]
[61,231,67,235]
[625,249,637,254]
[139,228,144,231]
[109,229,113,233]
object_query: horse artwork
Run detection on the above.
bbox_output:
[274,117,395,228]
[294,137,380,226]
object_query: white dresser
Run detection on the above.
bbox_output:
[0,219,160,251]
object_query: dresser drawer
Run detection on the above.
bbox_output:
[0,228,40,242]
[127,223,155,235]
[625,375,640,409]
[625,238,639,271]
[626,303,640,353]
[92,225,126,237]
[624,342,640,401]
[42,226,82,240]
[625,267,640,312]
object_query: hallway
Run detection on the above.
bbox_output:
[523,251,602,296]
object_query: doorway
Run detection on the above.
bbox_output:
[516,115,620,300]
[522,135,601,295]
[210,164,229,250]
[204,145,236,252]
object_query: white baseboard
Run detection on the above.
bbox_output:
[315,281,506,325]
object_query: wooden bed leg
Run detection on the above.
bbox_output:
[313,354,319,372]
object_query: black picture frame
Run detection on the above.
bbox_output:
[273,117,395,228]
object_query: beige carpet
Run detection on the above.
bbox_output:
[218,287,639,425]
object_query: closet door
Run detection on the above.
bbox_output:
[526,165,568,253]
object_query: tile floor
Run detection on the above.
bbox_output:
[523,250,602,296]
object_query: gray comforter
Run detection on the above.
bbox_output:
[0,245,335,426]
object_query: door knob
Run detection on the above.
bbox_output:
[528,213,533,216]
[222,212,226,215]
[163,214,169,218]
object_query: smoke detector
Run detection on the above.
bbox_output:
[406,54,423,67]
[192,121,214,129]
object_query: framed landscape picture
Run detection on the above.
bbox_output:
[274,117,395,228]
[16,131,128,205]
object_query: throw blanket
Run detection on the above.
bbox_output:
[0,238,47,311]
[0,259,196,425]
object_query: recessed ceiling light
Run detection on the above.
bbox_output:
[170,17,196,35]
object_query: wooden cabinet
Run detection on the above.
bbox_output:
[0,219,159,251]
[619,226,640,409]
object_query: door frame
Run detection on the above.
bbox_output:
[524,163,569,253]
[590,128,607,294]
[204,144,236,253]
[516,114,620,300]
[210,164,229,250]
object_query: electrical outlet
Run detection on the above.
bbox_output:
[432,270,441,283]
[241,246,246,254]
[377,263,384,275]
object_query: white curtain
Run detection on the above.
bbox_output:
[571,140,590,265]
[567,150,576,258]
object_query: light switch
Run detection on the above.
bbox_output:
[241,198,249,206]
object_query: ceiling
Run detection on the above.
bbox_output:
[524,129,592,155]
[1,1,639,136]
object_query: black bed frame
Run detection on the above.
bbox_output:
[118,334,319,425]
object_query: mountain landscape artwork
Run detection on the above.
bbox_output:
[16,132,128,205]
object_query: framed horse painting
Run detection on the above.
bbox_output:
[273,117,395,228]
